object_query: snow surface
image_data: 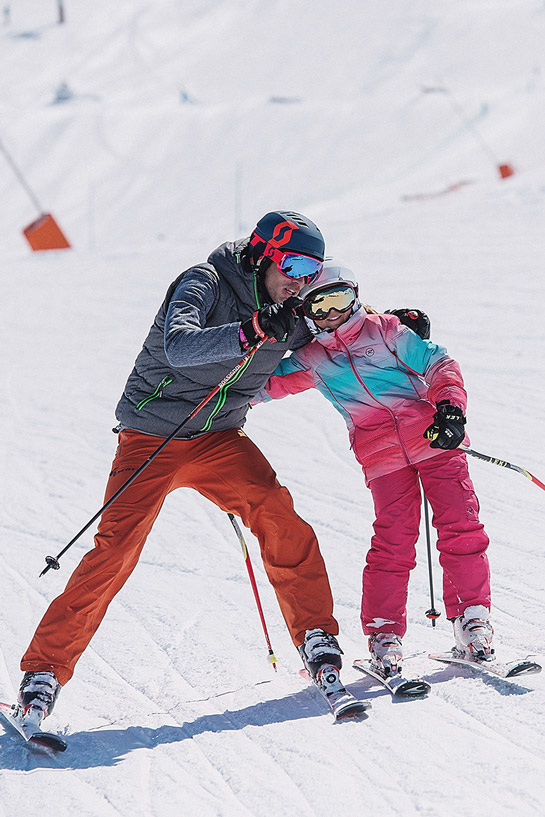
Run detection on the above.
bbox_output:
[1,2,545,815]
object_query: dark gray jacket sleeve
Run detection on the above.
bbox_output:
[164,269,243,366]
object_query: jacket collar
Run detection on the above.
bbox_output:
[313,307,367,348]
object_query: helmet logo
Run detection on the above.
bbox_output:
[267,220,299,251]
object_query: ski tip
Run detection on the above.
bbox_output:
[334,700,372,721]
[505,661,542,678]
[392,679,431,699]
[29,732,67,752]
[0,705,68,752]
[429,652,542,682]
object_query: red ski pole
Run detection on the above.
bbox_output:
[228,513,278,671]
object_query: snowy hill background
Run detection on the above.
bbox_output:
[1,1,545,815]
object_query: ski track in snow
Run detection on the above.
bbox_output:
[2,1,545,815]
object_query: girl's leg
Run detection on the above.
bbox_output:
[362,466,421,638]
[417,450,490,619]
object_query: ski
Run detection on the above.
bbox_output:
[352,659,431,699]
[328,689,372,721]
[299,669,372,721]
[429,651,542,681]
[0,701,67,752]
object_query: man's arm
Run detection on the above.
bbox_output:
[164,269,243,366]
[384,308,430,340]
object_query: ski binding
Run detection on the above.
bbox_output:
[429,650,542,680]
[0,701,67,752]
[353,659,431,699]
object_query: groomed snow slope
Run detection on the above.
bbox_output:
[1,2,545,816]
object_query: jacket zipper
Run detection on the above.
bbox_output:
[199,268,262,432]
[136,376,173,411]
[338,337,412,465]
[198,353,255,432]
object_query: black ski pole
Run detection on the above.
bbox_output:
[39,340,266,577]
[421,483,441,626]
[461,446,545,492]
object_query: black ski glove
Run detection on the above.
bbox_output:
[424,400,466,449]
[240,296,302,347]
[385,308,431,340]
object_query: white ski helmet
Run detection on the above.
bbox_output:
[300,258,360,320]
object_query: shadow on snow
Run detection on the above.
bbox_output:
[0,685,363,771]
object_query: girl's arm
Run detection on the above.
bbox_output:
[425,357,466,410]
[385,319,467,410]
[251,354,316,405]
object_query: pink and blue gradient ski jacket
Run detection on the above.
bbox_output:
[252,310,469,483]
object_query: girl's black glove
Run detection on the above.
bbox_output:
[424,401,466,449]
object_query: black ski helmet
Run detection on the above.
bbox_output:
[249,211,325,267]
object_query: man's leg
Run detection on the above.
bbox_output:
[21,431,176,685]
[417,450,490,620]
[22,427,339,685]
[362,466,421,638]
[175,428,338,647]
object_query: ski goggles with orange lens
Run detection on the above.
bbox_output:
[303,283,357,320]
[263,245,323,285]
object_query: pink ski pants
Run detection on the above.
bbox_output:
[361,450,490,637]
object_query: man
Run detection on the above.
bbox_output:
[17,211,346,727]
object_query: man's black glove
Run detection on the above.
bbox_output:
[424,400,466,449]
[240,296,302,347]
[385,308,431,340]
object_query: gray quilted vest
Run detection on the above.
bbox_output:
[114,239,309,439]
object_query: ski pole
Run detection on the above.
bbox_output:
[461,446,545,493]
[39,340,266,577]
[420,484,441,626]
[227,513,278,671]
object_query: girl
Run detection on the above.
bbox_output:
[253,260,494,676]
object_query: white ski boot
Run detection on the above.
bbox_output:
[297,628,343,680]
[369,632,403,677]
[17,671,61,728]
[453,605,494,661]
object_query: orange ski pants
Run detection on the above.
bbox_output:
[21,428,337,685]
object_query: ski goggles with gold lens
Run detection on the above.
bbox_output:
[263,245,323,285]
[303,283,357,320]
